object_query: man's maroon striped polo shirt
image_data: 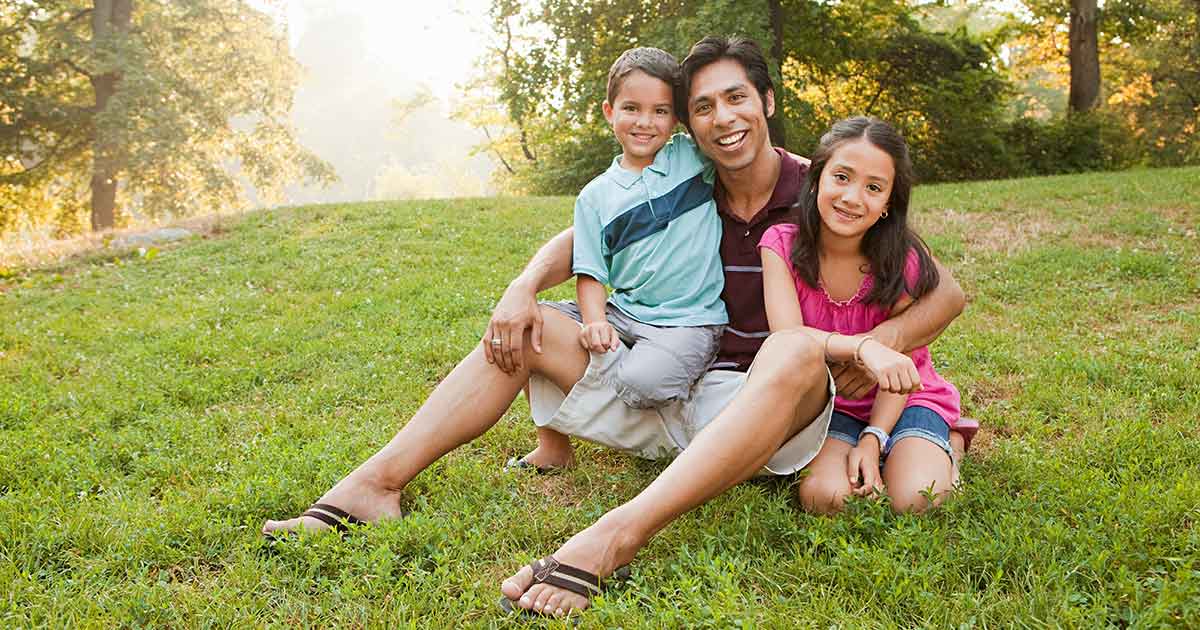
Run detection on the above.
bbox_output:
[711,148,808,372]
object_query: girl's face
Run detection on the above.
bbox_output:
[816,138,895,241]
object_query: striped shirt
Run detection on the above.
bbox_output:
[573,134,727,327]
[710,148,808,372]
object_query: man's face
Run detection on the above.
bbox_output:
[685,59,775,174]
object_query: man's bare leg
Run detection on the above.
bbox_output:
[262,307,589,535]
[500,330,830,616]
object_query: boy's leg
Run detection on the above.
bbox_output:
[501,329,830,615]
[262,306,589,535]
[610,316,722,409]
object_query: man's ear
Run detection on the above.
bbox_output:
[764,88,776,118]
[602,101,614,124]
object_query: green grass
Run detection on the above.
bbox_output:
[2,167,1199,627]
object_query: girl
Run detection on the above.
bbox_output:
[759,116,963,514]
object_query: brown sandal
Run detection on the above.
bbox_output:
[498,556,629,617]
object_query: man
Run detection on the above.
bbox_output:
[263,36,965,618]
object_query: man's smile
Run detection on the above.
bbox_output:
[715,130,748,147]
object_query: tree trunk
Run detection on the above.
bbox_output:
[767,0,788,149]
[89,0,132,231]
[1068,0,1100,112]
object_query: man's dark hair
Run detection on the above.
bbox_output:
[677,35,774,126]
[607,47,680,104]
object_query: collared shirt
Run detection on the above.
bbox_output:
[711,148,809,371]
[573,133,727,327]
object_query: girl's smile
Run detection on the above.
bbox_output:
[817,138,894,241]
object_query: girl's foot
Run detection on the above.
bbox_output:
[261,474,405,536]
[500,514,640,617]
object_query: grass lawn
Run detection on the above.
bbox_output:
[2,166,1198,627]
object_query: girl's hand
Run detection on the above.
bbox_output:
[847,438,884,496]
[858,340,922,394]
[579,321,621,353]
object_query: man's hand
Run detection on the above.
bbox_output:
[830,362,877,400]
[579,321,620,353]
[483,280,543,374]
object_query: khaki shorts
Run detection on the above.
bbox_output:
[528,342,834,476]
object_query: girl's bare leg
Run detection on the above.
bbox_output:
[882,437,954,513]
[796,439,854,514]
[262,307,588,535]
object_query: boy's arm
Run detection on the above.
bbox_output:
[837,257,965,399]
[576,275,608,325]
[576,275,619,352]
[484,227,575,373]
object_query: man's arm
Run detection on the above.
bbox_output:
[834,257,965,399]
[873,257,965,352]
[483,227,575,373]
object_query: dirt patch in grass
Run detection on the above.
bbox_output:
[963,373,1024,409]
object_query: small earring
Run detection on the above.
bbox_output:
[881,210,889,219]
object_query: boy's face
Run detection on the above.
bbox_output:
[685,58,775,174]
[603,70,677,170]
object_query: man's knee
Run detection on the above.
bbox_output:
[798,472,850,515]
[758,330,825,389]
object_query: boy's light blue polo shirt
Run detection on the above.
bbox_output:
[573,133,727,327]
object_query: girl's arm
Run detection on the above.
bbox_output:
[848,391,907,496]
[761,248,922,393]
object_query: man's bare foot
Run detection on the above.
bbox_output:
[261,474,405,536]
[500,513,640,617]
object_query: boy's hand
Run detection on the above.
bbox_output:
[847,438,883,496]
[579,321,621,353]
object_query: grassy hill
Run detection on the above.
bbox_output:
[1,167,1198,627]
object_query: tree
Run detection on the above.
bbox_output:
[1068,0,1100,112]
[468,0,1014,191]
[0,0,334,234]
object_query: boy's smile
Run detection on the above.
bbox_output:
[603,70,677,171]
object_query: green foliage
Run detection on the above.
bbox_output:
[475,0,1017,193]
[0,0,335,236]
[1,167,1199,625]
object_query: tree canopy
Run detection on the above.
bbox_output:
[1,0,334,235]
[468,0,1200,194]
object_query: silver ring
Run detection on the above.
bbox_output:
[490,338,502,346]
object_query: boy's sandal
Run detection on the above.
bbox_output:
[503,456,561,475]
[497,556,630,617]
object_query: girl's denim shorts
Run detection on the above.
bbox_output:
[827,405,952,461]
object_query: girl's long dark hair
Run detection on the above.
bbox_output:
[790,116,939,308]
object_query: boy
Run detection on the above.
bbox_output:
[511,47,726,469]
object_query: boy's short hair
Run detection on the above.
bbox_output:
[606,47,680,104]
[677,36,774,126]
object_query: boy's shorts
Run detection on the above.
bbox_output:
[826,406,953,463]
[543,301,723,409]
[528,302,834,476]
